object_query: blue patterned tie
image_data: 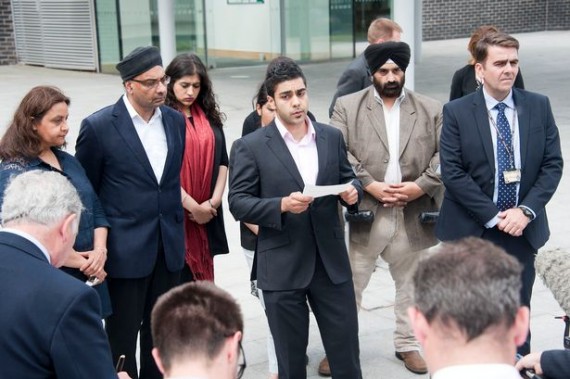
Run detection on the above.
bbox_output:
[495,102,517,211]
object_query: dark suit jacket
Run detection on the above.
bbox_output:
[449,64,525,101]
[228,120,363,291]
[75,97,186,278]
[329,53,371,118]
[0,232,116,379]
[239,110,317,251]
[436,88,563,250]
[541,349,570,379]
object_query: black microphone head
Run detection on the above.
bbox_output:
[535,248,570,316]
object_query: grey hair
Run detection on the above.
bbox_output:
[1,171,83,232]
[412,237,522,342]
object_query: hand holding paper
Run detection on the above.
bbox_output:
[340,184,358,205]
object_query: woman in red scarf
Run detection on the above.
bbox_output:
[165,53,229,281]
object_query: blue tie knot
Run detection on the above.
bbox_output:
[495,102,507,113]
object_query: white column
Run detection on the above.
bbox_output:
[393,0,416,90]
[158,0,176,66]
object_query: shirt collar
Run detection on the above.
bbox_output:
[433,363,521,379]
[0,228,51,264]
[274,115,316,144]
[122,94,162,123]
[482,87,515,111]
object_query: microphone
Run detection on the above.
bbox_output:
[344,204,374,224]
[535,248,570,316]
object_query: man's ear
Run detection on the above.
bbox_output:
[407,306,429,345]
[226,331,242,363]
[152,348,166,374]
[267,95,275,108]
[60,213,78,242]
[513,306,530,347]
[474,62,484,80]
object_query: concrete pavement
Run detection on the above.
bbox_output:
[0,30,569,378]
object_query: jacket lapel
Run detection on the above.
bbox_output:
[314,122,328,185]
[512,89,529,168]
[264,122,305,189]
[159,107,176,185]
[473,91,496,171]
[399,93,417,157]
[112,98,158,184]
[365,90,389,151]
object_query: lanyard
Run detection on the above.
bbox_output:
[487,107,517,170]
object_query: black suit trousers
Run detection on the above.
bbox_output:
[105,245,181,379]
[483,227,535,355]
[263,251,362,379]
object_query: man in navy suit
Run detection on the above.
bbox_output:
[436,31,563,355]
[0,171,130,379]
[229,57,363,379]
[75,46,186,379]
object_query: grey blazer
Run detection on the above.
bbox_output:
[331,86,443,251]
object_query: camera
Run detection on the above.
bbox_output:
[516,354,543,379]
[419,211,439,224]
[344,205,374,224]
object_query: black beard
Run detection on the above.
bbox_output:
[373,77,405,98]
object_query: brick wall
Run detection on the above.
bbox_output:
[0,0,16,65]
[423,0,570,41]
[547,0,570,30]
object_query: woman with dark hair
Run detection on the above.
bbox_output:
[449,25,525,101]
[165,53,229,282]
[241,83,276,137]
[0,85,111,318]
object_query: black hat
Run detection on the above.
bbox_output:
[364,41,411,74]
[116,46,163,82]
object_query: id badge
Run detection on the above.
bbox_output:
[503,169,521,184]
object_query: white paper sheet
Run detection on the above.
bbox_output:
[302,182,351,198]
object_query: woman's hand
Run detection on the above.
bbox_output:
[188,201,216,224]
[79,247,107,281]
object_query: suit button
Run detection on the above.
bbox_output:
[383,159,389,163]
[159,213,163,218]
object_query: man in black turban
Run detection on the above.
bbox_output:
[364,41,411,75]
[364,41,411,99]
[330,35,444,377]
[75,45,187,379]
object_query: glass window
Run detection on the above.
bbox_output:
[95,0,121,73]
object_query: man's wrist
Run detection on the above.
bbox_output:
[518,205,535,221]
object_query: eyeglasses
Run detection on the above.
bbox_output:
[130,75,171,89]
[237,341,247,379]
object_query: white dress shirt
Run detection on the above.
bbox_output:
[275,116,319,187]
[123,95,168,183]
[374,88,406,184]
[433,363,522,379]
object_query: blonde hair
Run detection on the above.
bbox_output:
[367,18,402,44]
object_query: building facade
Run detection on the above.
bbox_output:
[0,0,568,71]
